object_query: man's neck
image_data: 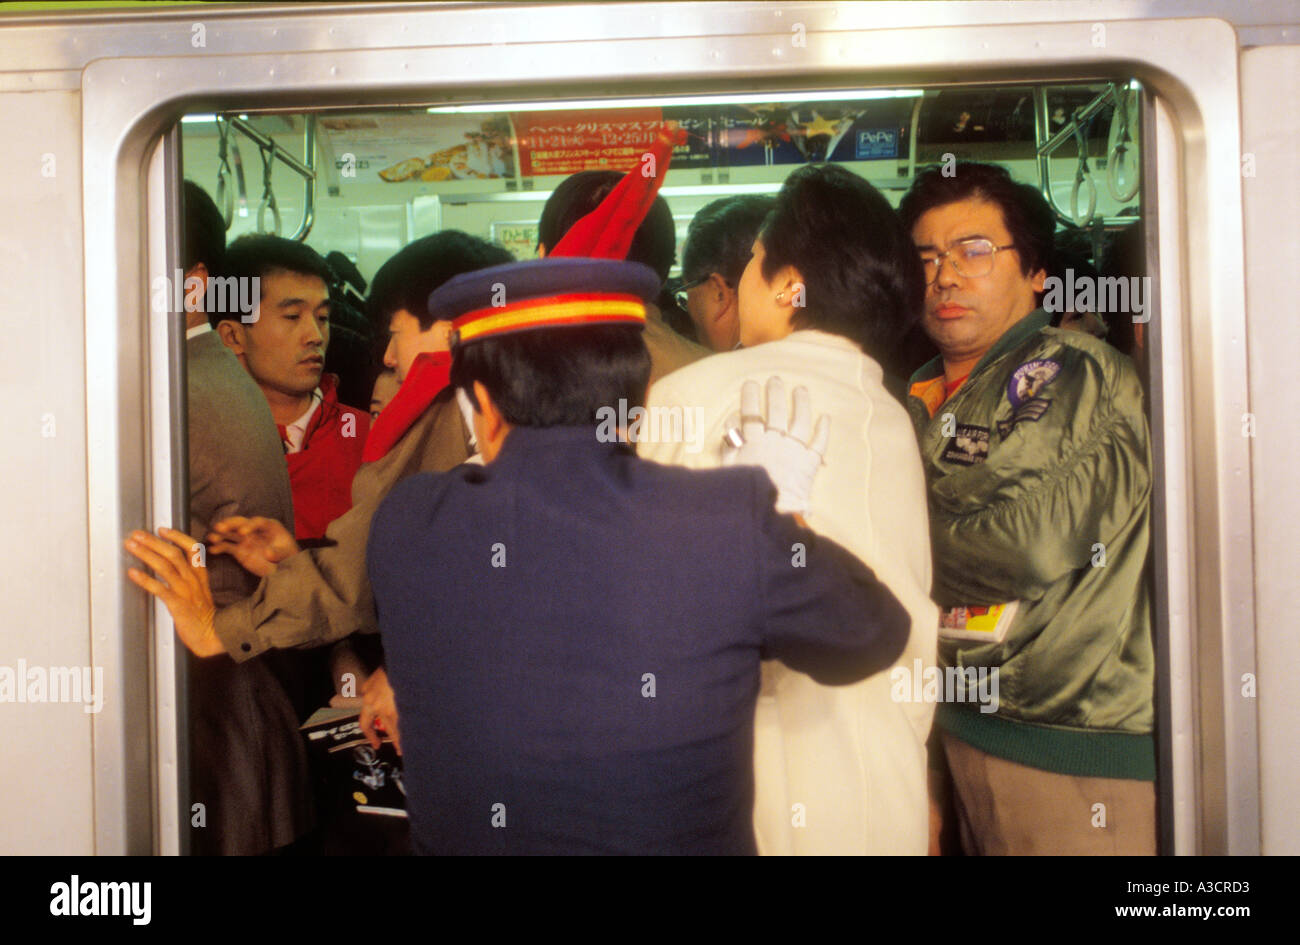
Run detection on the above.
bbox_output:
[261,386,314,426]
[185,311,207,331]
[940,355,981,387]
[939,306,1039,385]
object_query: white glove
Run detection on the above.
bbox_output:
[721,377,830,515]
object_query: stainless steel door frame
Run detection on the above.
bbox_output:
[75,5,1254,854]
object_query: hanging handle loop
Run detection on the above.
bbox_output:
[257,140,281,236]
[1069,118,1098,226]
[214,118,234,229]
[1106,90,1140,203]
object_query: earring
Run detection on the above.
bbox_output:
[775,292,786,303]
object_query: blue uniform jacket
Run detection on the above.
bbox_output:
[368,424,909,854]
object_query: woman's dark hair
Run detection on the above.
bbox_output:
[759,164,925,362]
[451,324,651,428]
[368,230,515,331]
[536,170,676,284]
[898,161,1056,278]
[682,194,775,285]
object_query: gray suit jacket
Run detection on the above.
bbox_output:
[187,330,296,604]
[185,329,312,855]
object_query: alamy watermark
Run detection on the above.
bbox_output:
[1042,269,1151,324]
[595,399,705,454]
[50,875,150,925]
[150,269,260,321]
[890,658,999,714]
[0,660,104,713]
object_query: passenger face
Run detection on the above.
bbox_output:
[369,369,400,420]
[737,239,798,348]
[383,309,453,383]
[912,198,1045,368]
[231,269,330,397]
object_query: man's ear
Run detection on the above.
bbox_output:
[707,272,730,305]
[472,379,512,461]
[215,319,246,355]
[431,319,455,352]
[472,381,500,429]
[1029,266,1047,294]
[710,272,739,313]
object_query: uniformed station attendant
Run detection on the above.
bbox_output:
[366,256,912,854]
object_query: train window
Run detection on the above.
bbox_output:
[173,79,1156,854]
[180,81,1143,281]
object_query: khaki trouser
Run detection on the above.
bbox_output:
[942,732,1157,855]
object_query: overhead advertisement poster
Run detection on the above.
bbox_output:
[514,108,712,177]
[717,101,906,166]
[315,99,909,190]
[318,113,515,185]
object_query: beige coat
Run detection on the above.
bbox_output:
[643,303,709,387]
[214,317,704,661]
[213,386,472,659]
[640,330,938,855]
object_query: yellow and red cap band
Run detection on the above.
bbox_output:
[452,291,647,344]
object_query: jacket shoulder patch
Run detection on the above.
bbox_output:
[1007,358,1062,407]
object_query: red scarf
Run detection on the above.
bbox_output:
[550,124,686,259]
[361,351,453,463]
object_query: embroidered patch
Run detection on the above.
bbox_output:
[996,397,1052,437]
[940,423,991,466]
[1007,359,1062,407]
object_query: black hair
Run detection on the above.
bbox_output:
[367,230,515,332]
[898,161,1056,278]
[324,292,378,409]
[182,181,225,275]
[213,234,335,327]
[451,324,651,428]
[536,170,676,284]
[325,250,367,295]
[1044,242,1100,324]
[682,195,775,286]
[759,164,925,364]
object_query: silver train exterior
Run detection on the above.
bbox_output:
[0,0,1294,855]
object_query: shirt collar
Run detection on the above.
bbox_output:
[185,322,213,340]
[283,388,323,454]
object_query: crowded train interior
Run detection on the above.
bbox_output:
[164,81,1156,856]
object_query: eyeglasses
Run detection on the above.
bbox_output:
[920,238,1016,284]
[673,275,709,310]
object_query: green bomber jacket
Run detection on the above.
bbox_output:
[906,309,1155,780]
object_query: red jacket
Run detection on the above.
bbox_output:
[278,373,370,541]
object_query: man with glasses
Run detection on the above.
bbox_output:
[676,195,775,351]
[899,162,1156,855]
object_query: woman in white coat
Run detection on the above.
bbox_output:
[639,164,939,854]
